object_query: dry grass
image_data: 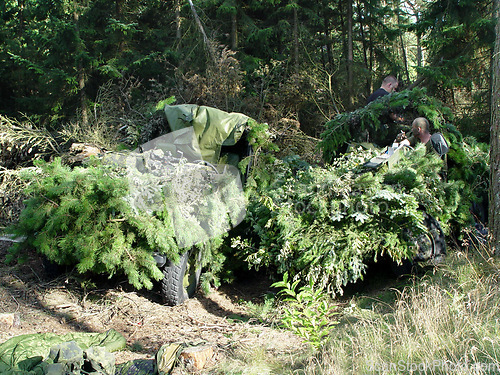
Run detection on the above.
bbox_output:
[0,167,32,227]
[210,230,500,375]
[297,234,500,374]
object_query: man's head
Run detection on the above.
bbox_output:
[381,76,399,93]
[411,117,430,139]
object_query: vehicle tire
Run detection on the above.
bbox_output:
[407,212,446,263]
[160,251,201,306]
[394,212,446,277]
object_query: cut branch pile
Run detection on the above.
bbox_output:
[0,168,28,227]
[0,115,59,169]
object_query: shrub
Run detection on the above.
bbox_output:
[6,156,230,290]
[6,158,172,289]
[272,272,339,349]
[319,87,489,233]
[233,144,460,295]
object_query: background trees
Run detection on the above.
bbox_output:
[0,0,495,140]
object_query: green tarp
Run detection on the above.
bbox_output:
[164,104,249,164]
[0,330,189,375]
[0,329,126,374]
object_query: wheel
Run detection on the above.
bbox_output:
[408,212,446,263]
[42,255,67,277]
[160,251,201,306]
[393,212,446,277]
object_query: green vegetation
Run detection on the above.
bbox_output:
[0,0,494,139]
[319,87,489,232]
[319,87,459,161]
[214,235,500,374]
[302,239,500,374]
[233,141,475,296]
[0,0,498,370]
[6,156,229,290]
[7,158,170,289]
[272,272,339,349]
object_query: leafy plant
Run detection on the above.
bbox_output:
[234,151,428,295]
[6,158,170,289]
[234,129,478,295]
[319,88,489,234]
[6,155,232,291]
[272,272,339,349]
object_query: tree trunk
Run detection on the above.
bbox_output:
[368,1,374,92]
[416,33,422,68]
[490,0,500,255]
[18,0,25,36]
[115,0,126,53]
[74,11,88,127]
[356,0,371,94]
[231,12,238,50]
[323,17,333,69]
[347,0,354,107]
[396,1,410,84]
[175,0,181,40]
[293,4,299,73]
[406,0,423,68]
[186,0,215,61]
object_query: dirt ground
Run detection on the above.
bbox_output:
[0,239,306,372]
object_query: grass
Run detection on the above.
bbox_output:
[215,233,500,374]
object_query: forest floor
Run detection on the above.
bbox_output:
[0,239,307,373]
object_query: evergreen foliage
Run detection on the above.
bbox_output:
[234,100,489,294]
[0,0,494,143]
[6,156,234,291]
[415,0,494,92]
[414,0,494,140]
[319,87,458,162]
[233,142,464,295]
[7,158,170,289]
[319,87,489,231]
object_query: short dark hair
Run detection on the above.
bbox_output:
[412,117,430,133]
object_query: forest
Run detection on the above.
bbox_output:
[1,0,500,373]
[0,0,495,140]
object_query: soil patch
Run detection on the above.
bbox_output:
[0,240,305,370]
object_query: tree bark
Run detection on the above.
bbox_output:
[396,2,410,84]
[490,0,500,255]
[323,16,333,70]
[74,11,88,127]
[356,0,371,94]
[187,0,209,47]
[186,0,215,61]
[231,12,238,50]
[175,0,181,40]
[293,4,299,73]
[18,0,25,36]
[347,0,354,107]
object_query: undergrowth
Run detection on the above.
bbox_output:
[221,229,500,374]
[303,237,500,374]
